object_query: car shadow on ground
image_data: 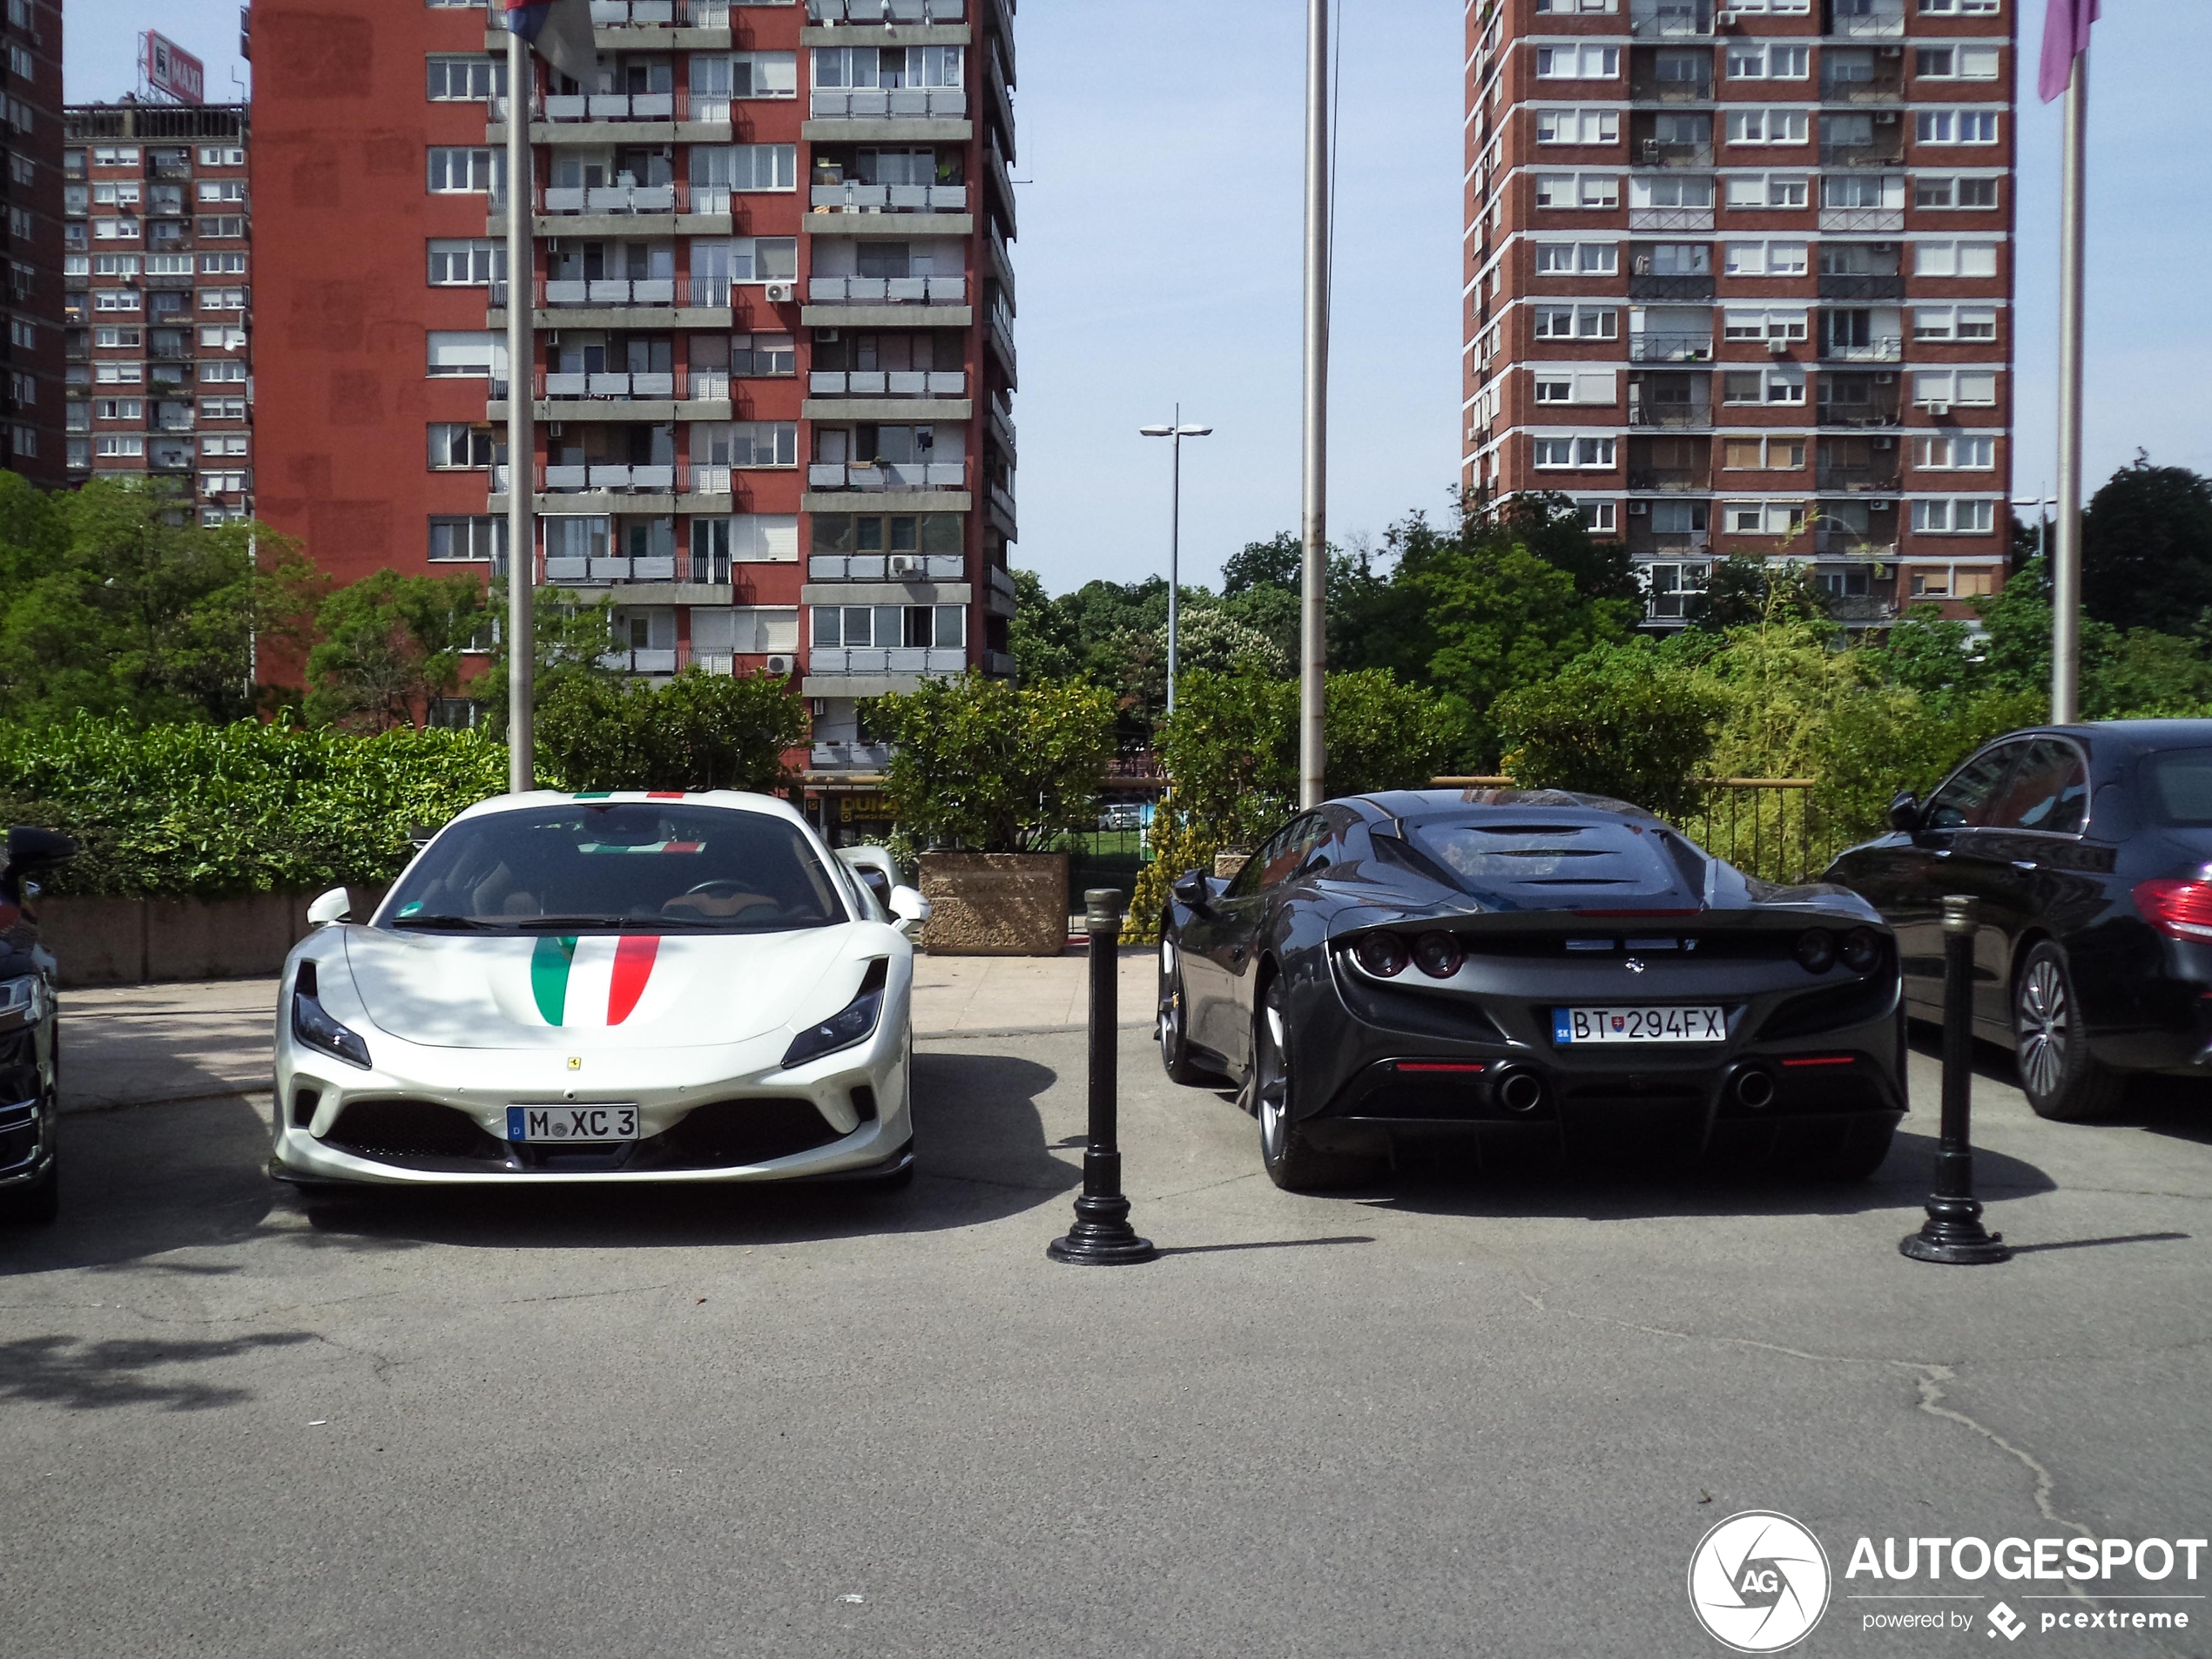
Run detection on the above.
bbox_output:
[4,1052,1080,1271]
[1359,1128,2054,1224]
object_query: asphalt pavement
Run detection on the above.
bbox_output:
[6,990,2212,1657]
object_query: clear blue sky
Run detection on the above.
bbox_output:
[67,0,2212,594]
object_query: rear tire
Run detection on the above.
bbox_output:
[1253,979,1379,1192]
[2014,941,2128,1123]
[1159,943,1211,1086]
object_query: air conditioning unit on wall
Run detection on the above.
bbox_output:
[765,654,794,677]
[887,554,924,577]
[762,280,796,303]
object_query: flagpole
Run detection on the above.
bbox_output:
[505,23,536,791]
[2051,48,2087,725]
[1298,0,1329,810]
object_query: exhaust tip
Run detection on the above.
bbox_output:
[1733,1068,1776,1109]
[1496,1069,1546,1115]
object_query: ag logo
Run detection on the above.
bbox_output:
[1688,1510,1831,1653]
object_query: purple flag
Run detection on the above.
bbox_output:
[2039,0,2101,103]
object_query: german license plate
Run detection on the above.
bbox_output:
[1554,1006,1725,1044]
[506,1103,640,1143]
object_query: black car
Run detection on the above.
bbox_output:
[0,826,75,1223]
[1157,790,1906,1190]
[1824,720,2212,1123]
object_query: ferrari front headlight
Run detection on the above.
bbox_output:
[0,974,45,1028]
[292,959,371,1070]
[782,959,888,1070]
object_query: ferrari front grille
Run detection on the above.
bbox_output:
[324,1099,509,1164]
[657,1098,843,1169]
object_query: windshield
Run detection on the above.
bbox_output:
[2141,747,2212,828]
[381,803,849,934]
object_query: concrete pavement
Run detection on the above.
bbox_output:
[8,988,2212,1656]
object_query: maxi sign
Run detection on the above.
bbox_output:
[144,32,206,105]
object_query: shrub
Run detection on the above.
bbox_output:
[867,673,1116,853]
[1493,643,1725,819]
[535,669,807,793]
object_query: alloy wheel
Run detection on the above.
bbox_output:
[1257,993,1289,1161]
[2017,956,2069,1099]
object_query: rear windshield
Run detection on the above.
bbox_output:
[1406,814,1698,905]
[381,803,847,934]
[2141,747,2212,827]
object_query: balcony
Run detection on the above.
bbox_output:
[1822,74,1903,106]
[1813,533,1898,558]
[552,463,678,492]
[1627,205,1714,233]
[806,274,968,306]
[1817,336,1903,364]
[809,554,965,581]
[810,0,967,18]
[1818,206,1905,234]
[543,277,678,307]
[599,647,682,675]
[809,647,966,675]
[543,91,679,123]
[547,556,682,584]
[807,183,969,214]
[1817,468,1901,494]
[1627,468,1707,492]
[1629,401,1710,428]
[1634,140,1713,170]
[810,741,893,773]
[808,370,967,397]
[1629,0,1710,37]
[1629,70,1712,105]
[1627,273,1714,302]
[809,90,969,122]
[806,460,968,491]
[587,0,711,24]
[540,181,682,215]
[1817,273,1905,301]
[1832,5,1906,38]
[1817,142,1904,169]
[543,369,679,399]
[1818,401,1902,430]
[1629,334,1714,363]
[1827,595,1899,624]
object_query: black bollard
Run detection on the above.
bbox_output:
[1900,894,2012,1265]
[1047,889,1157,1267]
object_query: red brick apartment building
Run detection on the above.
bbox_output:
[1462,0,2015,626]
[3,0,65,486]
[63,103,253,520]
[250,0,1016,828]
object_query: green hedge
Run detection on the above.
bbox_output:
[0,717,509,897]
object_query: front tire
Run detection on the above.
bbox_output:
[2014,941,2128,1123]
[1252,978,1379,1192]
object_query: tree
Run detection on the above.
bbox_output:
[1156,604,1288,678]
[2082,454,2212,635]
[867,673,1116,853]
[305,569,489,731]
[1869,604,1978,703]
[1008,567,1078,683]
[1683,556,1831,632]
[1493,640,1725,819]
[535,668,808,792]
[476,583,622,737]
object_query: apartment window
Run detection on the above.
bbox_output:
[199,434,248,457]
[93,290,141,312]
[1916,435,1996,470]
[1575,500,1618,532]
[427,147,497,193]
[1912,499,1996,534]
[1534,305,1616,340]
[1630,174,1712,209]
[812,604,964,651]
[91,146,141,167]
[730,333,797,375]
[1915,110,2000,145]
[1723,240,1809,276]
[1913,369,1998,407]
[428,516,509,563]
[1723,502,1805,535]
[1821,173,1899,210]
[199,216,245,238]
[428,239,505,286]
[1719,368,1804,404]
[199,397,247,421]
[94,398,142,420]
[694,421,799,468]
[691,52,799,102]
[95,434,145,457]
[427,331,504,379]
[810,44,964,91]
[93,327,139,348]
[1724,173,1810,209]
[1723,437,1806,470]
[1534,172,1619,209]
[10,318,35,348]
[1914,240,1999,278]
[428,423,500,469]
[1916,46,2000,79]
[1913,305,1998,341]
[1725,110,1808,146]
[1534,0,1618,10]
[691,144,798,193]
[699,235,799,282]
[198,287,247,311]
[1536,109,1619,145]
[199,326,248,350]
[1726,44,1809,79]
[92,182,140,206]
[1723,307,1806,342]
[1534,46,1619,79]
[1534,371,1617,405]
[196,179,246,203]
[7,44,29,78]
[1915,176,2000,209]
[198,252,247,274]
[199,361,247,382]
[91,253,140,275]
[196,145,246,167]
[426,55,504,100]
[1919,0,1999,10]
[1639,244,1710,276]
[96,362,144,383]
[1533,436,1615,469]
[1534,241,1618,275]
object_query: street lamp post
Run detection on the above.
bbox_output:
[1139,408,1212,718]
[2011,493,2059,570]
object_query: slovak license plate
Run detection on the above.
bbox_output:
[506,1103,640,1143]
[1554,1006,1726,1044]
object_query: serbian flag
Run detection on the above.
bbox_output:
[2038,0,2100,102]
[503,0,597,88]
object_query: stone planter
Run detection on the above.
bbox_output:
[916,852,1069,957]
[37,886,388,986]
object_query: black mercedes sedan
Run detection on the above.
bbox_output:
[1824,721,2212,1123]
[1157,790,1906,1190]
[0,826,74,1223]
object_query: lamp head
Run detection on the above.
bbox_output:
[1177,426,1213,436]
[1139,425,1174,437]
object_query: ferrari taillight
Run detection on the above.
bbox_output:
[2134,880,2212,941]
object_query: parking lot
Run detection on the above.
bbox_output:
[9,975,2212,1656]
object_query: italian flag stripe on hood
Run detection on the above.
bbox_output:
[529,934,660,1028]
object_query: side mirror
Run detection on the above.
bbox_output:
[307,887,354,929]
[856,867,894,910]
[1887,792,1922,835]
[887,886,931,926]
[5,826,76,869]
[1170,869,1213,912]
